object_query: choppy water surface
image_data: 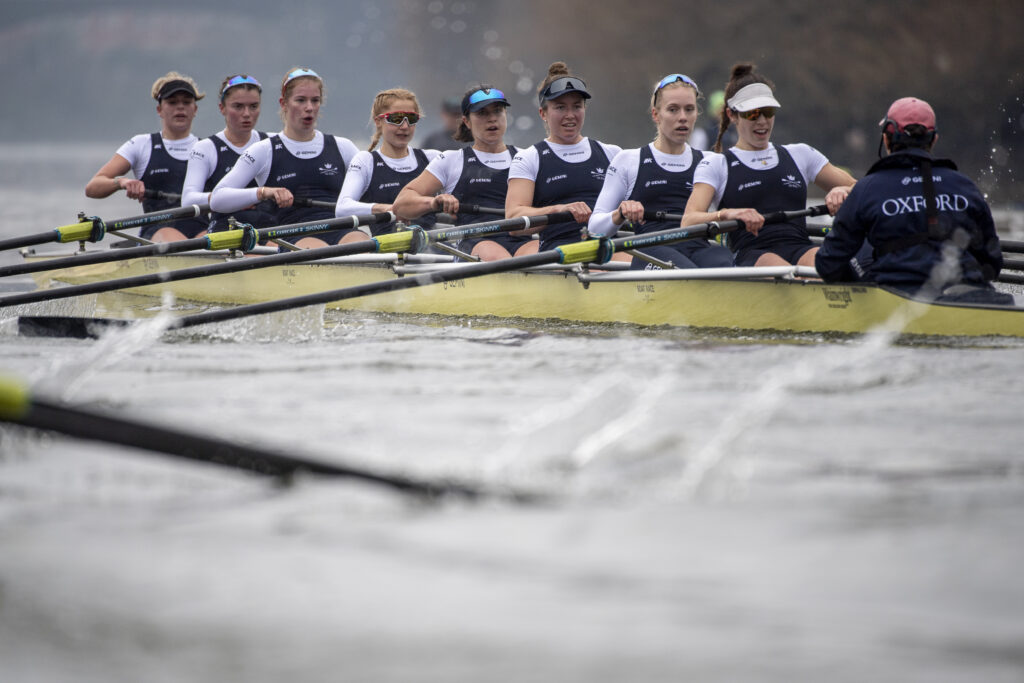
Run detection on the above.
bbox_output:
[1,146,1023,682]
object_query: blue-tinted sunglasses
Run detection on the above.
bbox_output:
[220,74,262,100]
[463,88,510,114]
[284,67,321,85]
[654,73,701,99]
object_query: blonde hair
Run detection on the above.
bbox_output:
[280,67,325,101]
[650,79,702,145]
[279,67,325,124]
[150,71,204,101]
[368,88,421,151]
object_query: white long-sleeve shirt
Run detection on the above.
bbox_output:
[209,130,359,214]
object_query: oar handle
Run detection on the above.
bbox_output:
[143,189,181,201]
[414,211,573,251]
[293,197,337,209]
[257,211,394,242]
[584,205,829,264]
[464,205,506,217]
[642,205,829,224]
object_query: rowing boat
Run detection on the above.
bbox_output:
[20,248,1024,338]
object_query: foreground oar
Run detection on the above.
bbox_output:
[14,206,826,338]
[0,210,570,309]
[0,376,543,501]
[0,211,400,279]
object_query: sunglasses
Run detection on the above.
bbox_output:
[735,107,777,120]
[654,73,701,96]
[284,67,320,86]
[377,111,421,125]
[539,76,590,104]
[221,74,262,99]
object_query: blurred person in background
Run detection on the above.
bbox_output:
[422,97,468,151]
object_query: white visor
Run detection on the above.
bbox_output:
[727,83,781,112]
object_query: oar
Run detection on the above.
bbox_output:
[0,376,530,501]
[15,207,826,337]
[0,211,396,279]
[0,200,209,254]
[0,211,567,308]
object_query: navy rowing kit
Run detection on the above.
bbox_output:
[625,146,732,270]
[141,132,208,239]
[816,148,1005,300]
[451,146,527,253]
[360,149,433,235]
[531,139,610,251]
[718,145,813,267]
[204,132,275,232]
[266,134,350,243]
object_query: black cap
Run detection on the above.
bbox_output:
[538,76,591,106]
[156,79,199,102]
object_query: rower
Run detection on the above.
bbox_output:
[588,73,732,269]
[681,62,855,268]
[182,74,275,233]
[84,71,208,242]
[505,62,622,252]
[209,67,366,248]
[815,97,1012,304]
[334,88,439,237]
[393,84,533,261]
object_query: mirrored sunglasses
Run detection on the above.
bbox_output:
[735,107,777,120]
[377,111,421,125]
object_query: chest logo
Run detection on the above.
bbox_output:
[781,174,803,189]
[320,163,340,176]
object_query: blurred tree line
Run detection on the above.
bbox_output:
[2,0,1021,201]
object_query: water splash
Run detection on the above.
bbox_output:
[677,243,971,500]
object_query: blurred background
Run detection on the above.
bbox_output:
[2,0,1023,202]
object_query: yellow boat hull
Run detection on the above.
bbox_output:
[27,252,1024,338]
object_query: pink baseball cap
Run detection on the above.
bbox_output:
[881,97,936,132]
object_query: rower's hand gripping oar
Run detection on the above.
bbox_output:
[643,208,832,240]
[0,376,545,502]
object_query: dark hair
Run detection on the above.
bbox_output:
[537,61,572,109]
[714,62,775,153]
[454,83,506,142]
[885,124,935,152]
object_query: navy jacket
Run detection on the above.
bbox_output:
[816,149,1002,287]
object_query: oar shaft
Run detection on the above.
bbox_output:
[0,236,211,278]
[0,216,391,308]
[172,249,563,329]
[0,231,59,252]
[6,398,473,497]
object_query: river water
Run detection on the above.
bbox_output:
[1,144,1023,682]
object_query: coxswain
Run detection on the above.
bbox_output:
[335,88,438,236]
[210,67,364,248]
[816,97,1011,304]
[393,85,534,260]
[682,62,855,267]
[588,73,732,269]
[85,71,207,241]
[505,62,622,251]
